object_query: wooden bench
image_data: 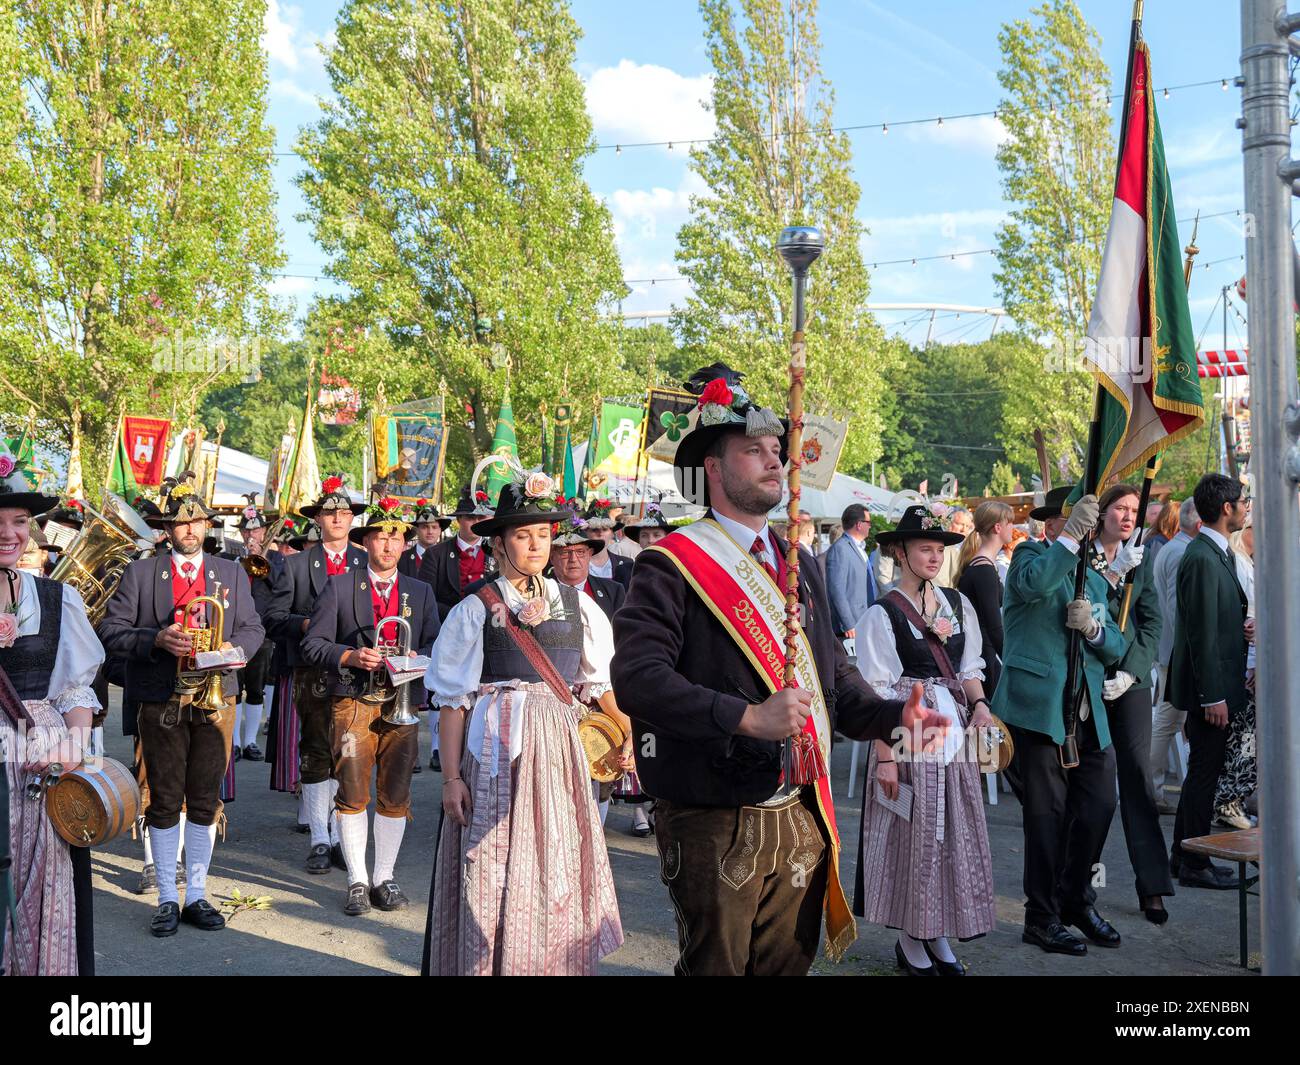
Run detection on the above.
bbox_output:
[1180,826,1260,969]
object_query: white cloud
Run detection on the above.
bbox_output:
[263,0,301,70]
[271,78,317,106]
[1164,124,1239,170]
[861,208,1006,259]
[585,60,714,148]
[269,275,314,299]
[901,114,1009,156]
[606,170,709,244]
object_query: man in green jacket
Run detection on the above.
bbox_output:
[1168,474,1250,890]
[992,486,1126,956]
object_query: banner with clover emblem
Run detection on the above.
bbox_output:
[644,386,698,463]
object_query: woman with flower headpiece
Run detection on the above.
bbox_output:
[0,446,105,974]
[421,467,623,975]
[852,504,996,976]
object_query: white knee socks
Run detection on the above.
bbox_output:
[150,824,181,904]
[337,810,369,886]
[372,814,406,885]
[328,779,340,845]
[184,820,215,904]
[241,704,262,747]
[303,781,332,847]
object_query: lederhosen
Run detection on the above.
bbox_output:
[0,577,95,975]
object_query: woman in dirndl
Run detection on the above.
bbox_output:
[421,469,623,975]
[853,504,996,976]
[0,447,105,975]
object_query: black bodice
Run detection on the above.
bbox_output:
[877,586,965,679]
[0,576,63,700]
[481,581,583,685]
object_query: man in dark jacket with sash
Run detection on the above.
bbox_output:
[100,476,265,938]
[612,363,942,976]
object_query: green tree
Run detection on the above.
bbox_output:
[673,0,892,470]
[992,0,1112,477]
[296,0,633,488]
[871,334,1035,494]
[0,0,284,495]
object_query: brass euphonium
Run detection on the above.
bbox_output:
[174,581,228,716]
[50,492,155,624]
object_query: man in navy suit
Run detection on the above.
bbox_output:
[825,504,876,639]
[548,518,626,621]
[303,500,440,917]
[99,476,265,938]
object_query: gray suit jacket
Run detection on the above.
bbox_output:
[1152,530,1192,668]
[98,553,265,705]
[825,533,875,636]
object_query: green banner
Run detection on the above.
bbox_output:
[485,386,518,500]
[587,400,644,494]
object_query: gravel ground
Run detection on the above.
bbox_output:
[87,701,1258,976]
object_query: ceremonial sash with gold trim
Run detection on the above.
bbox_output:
[649,519,855,959]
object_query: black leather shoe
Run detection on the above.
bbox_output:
[344,882,371,916]
[1022,922,1087,955]
[176,861,187,887]
[136,863,157,895]
[370,879,409,911]
[429,751,442,773]
[923,940,966,975]
[293,822,310,834]
[894,940,937,975]
[1139,895,1170,925]
[331,843,346,870]
[306,843,333,873]
[411,759,422,774]
[151,901,180,937]
[1179,864,1240,890]
[1062,905,1121,948]
[231,745,242,763]
[181,898,226,931]
[243,743,264,762]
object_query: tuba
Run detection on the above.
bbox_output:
[50,493,155,624]
[174,583,228,716]
[361,614,419,725]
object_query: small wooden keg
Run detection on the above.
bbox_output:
[43,756,142,847]
[577,711,627,784]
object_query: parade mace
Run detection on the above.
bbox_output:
[778,225,824,784]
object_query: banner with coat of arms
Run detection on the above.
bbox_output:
[799,413,848,492]
[371,397,448,503]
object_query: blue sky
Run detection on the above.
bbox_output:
[262,0,1248,350]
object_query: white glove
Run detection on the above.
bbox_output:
[1061,494,1100,542]
[1107,539,1145,579]
[1103,670,1137,701]
[1065,598,1101,639]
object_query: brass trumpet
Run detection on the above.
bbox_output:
[174,581,229,716]
[240,553,270,581]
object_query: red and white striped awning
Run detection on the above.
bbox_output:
[1197,349,1248,378]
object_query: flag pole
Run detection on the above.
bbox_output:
[778,224,824,785]
[1061,2,1144,767]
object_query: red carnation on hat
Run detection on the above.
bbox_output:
[698,378,734,409]
[416,498,428,506]
[378,496,400,511]
[475,490,488,503]
[322,475,344,495]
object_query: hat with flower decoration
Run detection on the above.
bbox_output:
[412,497,452,530]
[624,502,673,544]
[672,363,788,501]
[550,509,604,552]
[0,441,59,516]
[300,474,363,518]
[236,492,267,531]
[875,504,965,547]
[468,454,572,537]
[582,497,618,530]
[348,496,417,545]
[282,517,320,550]
[145,472,218,528]
[450,483,493,519]
[37,497,86,531]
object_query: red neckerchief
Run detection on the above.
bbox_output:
[172,557,207,627]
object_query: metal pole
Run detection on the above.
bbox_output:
[1240,0,1300,975]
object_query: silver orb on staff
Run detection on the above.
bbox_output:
[777,224,824,782]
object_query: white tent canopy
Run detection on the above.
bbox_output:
[768,471,901,523]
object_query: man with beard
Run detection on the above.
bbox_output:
[99,476,264,937]
[611,363,944,975]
